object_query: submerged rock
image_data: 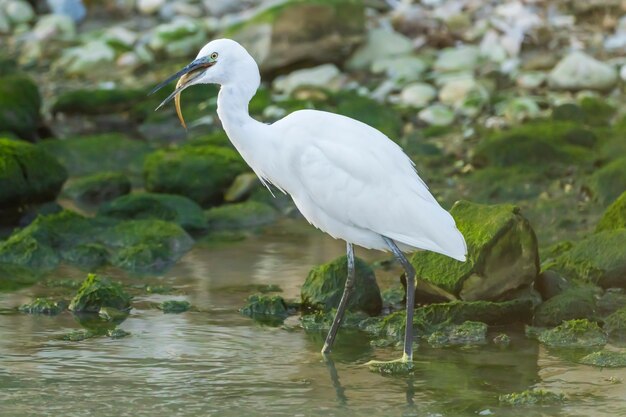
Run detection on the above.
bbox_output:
[300,309,368,331]
[532,285,600,327]
[537,319,607,348]
[158,300,191,313]
[499,389,565,406]
[0,73,43,141]
[205,201,277,230]
[580,350,626,368]
[301,255,382,316]
[19,298,67,315]
[596,191,626,232]
[548,52,618,91]
[107,328,130,339]
[240,294,288,319]
[98,192,207,233]
[427,321,488,347]
[63,329,96,342]
[410,201,539,301]
[69,274,131,313]
[64,172,131,207]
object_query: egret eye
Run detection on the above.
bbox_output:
[210,52,218,60]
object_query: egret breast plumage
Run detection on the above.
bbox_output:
[151,38,467,366]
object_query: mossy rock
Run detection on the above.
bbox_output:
[499,389,565,406]
[464,166,548,201]
[532,285,600,327]
[98,192,207,233]
[0,138,67,211]
[334,91,403,139]
[158,300,191,313]
[51,88,146,116]
[597,289,626,316]
[587,157,626,205]
[300,309,368,331]
[537,319,607,348]
[143,144,248,207]
[0,74,42,141]
[102,219,194,273]
[0,263,40,291]
[603,307,626,340]
[427,321,488,347]
[534,270,571,300]
[61,243,109,270]
[596,191,626,232]
[38,134,152,178]
[547,229,626,288]
[301,255,382,316]
[205,201,277,230]
[69,273,132,313]
[19,298,67,315]
[579,96,616,126]
[410,201,539,300]
[240,294,289,322]
[63,329,96,341]
[64,172,131,207]
[579,350,626,368]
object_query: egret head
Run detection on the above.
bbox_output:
[150,38,260,128]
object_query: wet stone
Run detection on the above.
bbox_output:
[499,389,565,406]
[107,328,131,339]
[63,329,96,342]
[579,350,626,368]
[158,300,191,313]
[427,321,488,347]
[69,274,132,313]
[532,285,600,327]
[19,298,67,315]
[537,319,607,348]
[240,294,288,319]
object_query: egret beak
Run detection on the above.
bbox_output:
[150,57,216,129]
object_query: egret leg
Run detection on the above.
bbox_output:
[383,236,416,363]
[321,242,355,354]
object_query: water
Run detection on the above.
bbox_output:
[1,219,625,417]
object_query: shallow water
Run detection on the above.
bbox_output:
[1,219,625,417]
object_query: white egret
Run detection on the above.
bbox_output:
[151,39,467,365]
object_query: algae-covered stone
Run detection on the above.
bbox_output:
[493,333,511,346]
[158,300,191,313]
[69,273,131,313]
[537,319,607,348]
[579,96,617,126]
[205,201,277,230]
[98,192,207,232]
[143,145,247,207]
[107,328,131,339]
[427,321,487,347]
[64,172,131,207]
[598,289,626,316]
[499,389,565,406]
[102,219,194,273]
[579,350,626,368]
[410,201,539,301]
[51,88,146,115]
[587,157,626,205]
[603,307,626,340]
[0,138,67,211]
[240,294,288,319]
[63,329,96,342]
[98,306,129,321]
[0,263,40,291]
[532,285,600,327]
[0,73,42,140]
[19,298,67,315]
[301,255,382,316]
[300,309,368,331]
[548,230,626,288]
[596,191,626,232]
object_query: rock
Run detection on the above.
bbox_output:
[54,41,116,76]
[579,350,626,368]
[46,0,86,22]
[532,285,600,327]
[0,138,67,212]
[500,97,541,123]
[301,255,382,316]
[137,0,164,15]
[143,144,247,207]
[597,191,626,232]
[399,83,437,108]
[64,172,131,207]
[272,64,343,95]
[493,333,511,346]
[0,73,43,140]
[603,307,626,340]
[588,158,626,205]
[548,52,618,91]
[335,91,403,138]
[410,201,539,301]
[62,243,109,269]
[158,300,191,313]
[98,193,207,233]
[427,321,488,347]
[240,294,289,319]
[537,319,607,348]
[534,270,570,300]
[579,96,616,126]
[434,46,480,73]
[224,172,260,203]
[598,289,626,316]
[347,28,413,70]
[69,273,132,313]
[51,88,146,116]
[19,298,67,315]
[499,390,565,406]
[102,219,194,273]
[418,104,455,126]
[32,14,76,41]
[63,329,95,341]
[300,309,368,331]
[107,328,130,339]
[227,0,364,73]
[103,27,138,50]
[370,56,427,84]
[205,201,277,230]
[149,18,206,58]
[0,263,40,291]
[5,1,34,24]
[98,306,129,321]
[548,230,626,288]
[439,78,479,107]
[516,72,547,89]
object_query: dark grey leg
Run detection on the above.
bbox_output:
[322,242,355,354]
[383,236,416,362]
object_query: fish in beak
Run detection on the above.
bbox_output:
[150,56,215,129]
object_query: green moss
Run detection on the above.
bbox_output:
[158,300,191,313]
[98,192,207,232]
[499,389,565,406]
[0,74,42,140]
[603,307,626,340]
[0,138,67,210]
[552,103,584,122]
[596,191,626,232]
[301,255,382,316]
[579,350,626,368]
[64,172,131,206]
[465,166,547,201]
[143,144,247,207]
[69,274,132,313]
[587,157,626,205]
[537,319,607,348]
[0,263,40,291]
[51,88,146,116]
[19,298,67,315]
[240,294,289,320]
[300,309,368,331]
[205,201,277,230]
[334,91,402,139]
[61,243,109,270]
[532,285,599,327]
[410,200,538,298]
[579,96,616,126]
[427,321,487,347]
[63,329,96,342]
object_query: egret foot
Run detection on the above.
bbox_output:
[366,356,415,376]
